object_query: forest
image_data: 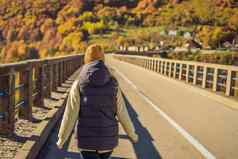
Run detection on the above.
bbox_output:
[0,0,238,64]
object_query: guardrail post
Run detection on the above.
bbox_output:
[179,64,183,80]
[155,60,158,72]
[168,62,172,78]
[65,62,69,79]
[69,61,72,76]
[57,62,61,86]
[157,61,160,73]
[60,61,64,85]
[63,62,67,79]
[8,70,15,134]
[19,66,33,120]
[225,70,232,96]
[62,61,66,81]
[147,59,149,70]
[235,72,238,96]
[202,66,207,88]
[68,61,72,75]
[35,65,45,107]
[140,59,143,67]
[154,60,157,72]
[161,61,164,74]
[173,63,177,78]
[143,59,146,68]
[40,65,45,106]
[45,63,53,98]
[212,68,218,92]
[186,64,190,83]
[56,62,59,87]
[193,65,198,85]
[152,59,155,71]
[0,70,15,135]
[52,64,57,91]
[164,61,167,76]
[149,59,151,70]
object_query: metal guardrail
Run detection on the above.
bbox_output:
[0,54,84,135]
[113,54,238,98]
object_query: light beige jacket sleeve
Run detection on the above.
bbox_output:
[57,80,80,147]
[57,80,138,147]
[116,88,138,142]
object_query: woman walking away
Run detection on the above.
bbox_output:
[56,44,138,159]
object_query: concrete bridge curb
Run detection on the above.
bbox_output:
[14,94,67,159]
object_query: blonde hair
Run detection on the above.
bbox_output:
[84,44,105,64]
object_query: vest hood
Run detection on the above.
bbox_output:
[80,60,111,87]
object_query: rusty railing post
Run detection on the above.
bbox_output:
[0,69,15,135]
[19,64,33,120]
[52,63,57,91]
[45,61,53,98]
[34,64,45,107]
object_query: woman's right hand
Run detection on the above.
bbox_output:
[130,134,139,144]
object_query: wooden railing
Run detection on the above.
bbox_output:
[113,54,238,98]
[0,54,84,135]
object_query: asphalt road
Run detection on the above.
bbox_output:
[106,56,238,159]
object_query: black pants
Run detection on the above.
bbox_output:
[81,151,112,159]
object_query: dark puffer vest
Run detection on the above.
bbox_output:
[76,60,119,150]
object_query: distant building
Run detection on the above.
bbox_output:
[128,46,139,52]
[119,46,128,51]
[160,41,164,47]
[183,32,192,39]
[223,41,232,48]
[233,38,238,48]
[174,47,188,52]
[168,30,177,37]
[139,47,144,52]
[160,31,167,36]
[155,46,160,50]
[144,46,149,51]
[184,39,202,49]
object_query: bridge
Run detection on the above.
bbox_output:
[0,53,238,159]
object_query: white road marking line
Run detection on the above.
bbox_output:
[113,66,217,159]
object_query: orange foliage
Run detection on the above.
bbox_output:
[134,0,161,14]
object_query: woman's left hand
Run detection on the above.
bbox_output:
[56,140,64,149]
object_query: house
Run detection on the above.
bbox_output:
[160,31,167,36]
[184,39,202,49]
[128,46,139,52]
[183,32,192,39]
[160,41,164,47]
[144,46,149,51]
[155,46,160,50]
[168,30,177,37]
[234,37,238,48]
[174,47,188,52]
[223,41,233,48]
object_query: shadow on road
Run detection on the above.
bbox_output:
[121,93,162,159]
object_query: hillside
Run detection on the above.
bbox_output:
[0,0,238,63]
